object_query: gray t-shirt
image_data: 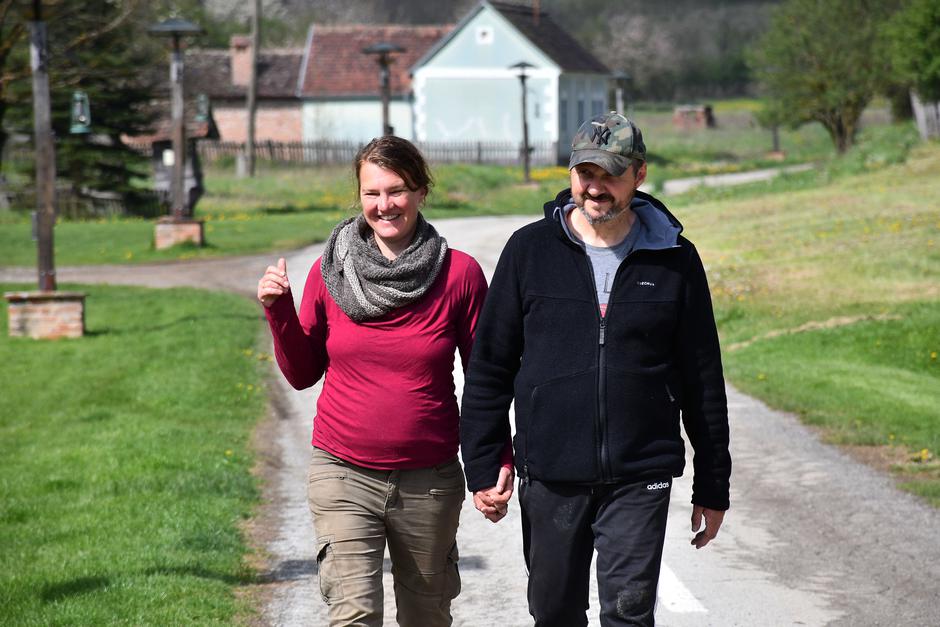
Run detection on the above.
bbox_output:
[584,230,637,316]
[559,204,640,316]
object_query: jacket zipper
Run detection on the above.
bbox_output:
[582,252,615,484]
[597,315,611,483]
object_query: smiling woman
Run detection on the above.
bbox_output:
[358,161,425,258]
[254,135,509,627]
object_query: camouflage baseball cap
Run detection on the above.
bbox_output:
[568,111,646,176]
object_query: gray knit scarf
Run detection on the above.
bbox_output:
[320,213,448,322]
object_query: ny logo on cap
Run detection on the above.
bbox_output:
[590,121,611,146]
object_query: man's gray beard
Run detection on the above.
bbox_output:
[578,202,627,225]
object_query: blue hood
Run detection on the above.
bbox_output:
[545,189,683,252]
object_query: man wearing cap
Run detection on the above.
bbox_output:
[460,112,731,626]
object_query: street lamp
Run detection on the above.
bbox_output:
[148,17,204,221]
[5,0,86,340]
[611,70,631,116]
[509,61,535,183]
[70,91,91,134]
[362,42,405,136]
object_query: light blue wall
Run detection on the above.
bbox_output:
[302,101,413,142]
[420,76,553,142]
[557,74,610,159]
[425,5,552,70]
[414,4,559,145]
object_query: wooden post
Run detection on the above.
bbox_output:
[244,0,260,177]
[380,57,392,136]
[520,72,531,183]
[170,34,186,219]
[29,9,56,291]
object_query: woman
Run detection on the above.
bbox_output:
[257,136,508,626]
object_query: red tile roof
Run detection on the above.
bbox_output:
[300,25,452,98]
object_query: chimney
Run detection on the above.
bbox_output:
[230,35,251,86]
[533,0,540,26]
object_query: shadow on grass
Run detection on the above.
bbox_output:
[88,312,259,336]
[41,576,111,602]
[144,565,255,585]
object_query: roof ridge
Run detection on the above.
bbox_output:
[313,23,453,32]
[489,1,548,15]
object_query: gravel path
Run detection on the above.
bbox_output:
[5,214,939,626]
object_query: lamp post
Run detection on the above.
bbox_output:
[362,42,405,136]
[5,0,86,339]
[148,17,204,221]
[510,61,534,183]
[23,0,57,291]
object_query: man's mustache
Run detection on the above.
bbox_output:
[583,193,613,203]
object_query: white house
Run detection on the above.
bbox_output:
[411,1,611,163]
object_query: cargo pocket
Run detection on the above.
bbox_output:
[442,542,461,607]
[315,536,343,605]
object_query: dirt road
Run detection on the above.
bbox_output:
[5,215,938,626]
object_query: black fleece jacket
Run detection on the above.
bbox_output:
[460,189,731,510]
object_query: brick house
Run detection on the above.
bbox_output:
[184,36,305,143]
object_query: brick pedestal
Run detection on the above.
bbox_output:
[5,291,86,339]
[154,217,205,250]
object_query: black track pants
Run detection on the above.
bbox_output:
[520,477,672,626]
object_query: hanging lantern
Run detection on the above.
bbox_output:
[194,93,210,123]
[69,90,91,134]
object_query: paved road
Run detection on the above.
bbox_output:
[5,215,939,626]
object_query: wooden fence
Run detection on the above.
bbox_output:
[1,184,163,219]
[192,139,559,167]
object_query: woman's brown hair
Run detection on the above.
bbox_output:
[354,136,433,194]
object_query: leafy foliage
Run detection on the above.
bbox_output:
[749,0,900,152]
[2,1,161,210]
[884,0,940,102]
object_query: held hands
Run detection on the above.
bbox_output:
[691,505,725,549]
[473,466,515,523]
[258,258,289,308]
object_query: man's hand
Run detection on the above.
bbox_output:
[473,466,515,523]
[258,258,290,308]
[691,505,725,549]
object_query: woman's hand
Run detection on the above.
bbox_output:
[258,257,290,308]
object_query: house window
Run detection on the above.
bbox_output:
[476,26,494,45]
[577,99,585,124]
[592,99,604,116]
[560,97,568,130]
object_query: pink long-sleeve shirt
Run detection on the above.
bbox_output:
[265,249,490,469]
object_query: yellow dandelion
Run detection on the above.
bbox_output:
[931,352,937,360]
[757,373,767,381]
[225,449,233,457]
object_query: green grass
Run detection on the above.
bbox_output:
[677,141,940,505]
[0,284,269,624]
[0,101,908,267]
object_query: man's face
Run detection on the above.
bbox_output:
[570,161,647,225]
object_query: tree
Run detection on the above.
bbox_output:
[884,0,940,102]
[749,0,900,153]
[2,0,161,209]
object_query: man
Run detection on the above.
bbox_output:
[460,112,731,626]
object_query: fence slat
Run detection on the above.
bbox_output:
[193,139,558,167]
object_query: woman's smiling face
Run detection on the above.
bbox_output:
[358,161,427,260]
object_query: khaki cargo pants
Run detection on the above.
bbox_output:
[308,447,464,627]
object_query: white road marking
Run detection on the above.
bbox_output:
[657,563,707,614]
